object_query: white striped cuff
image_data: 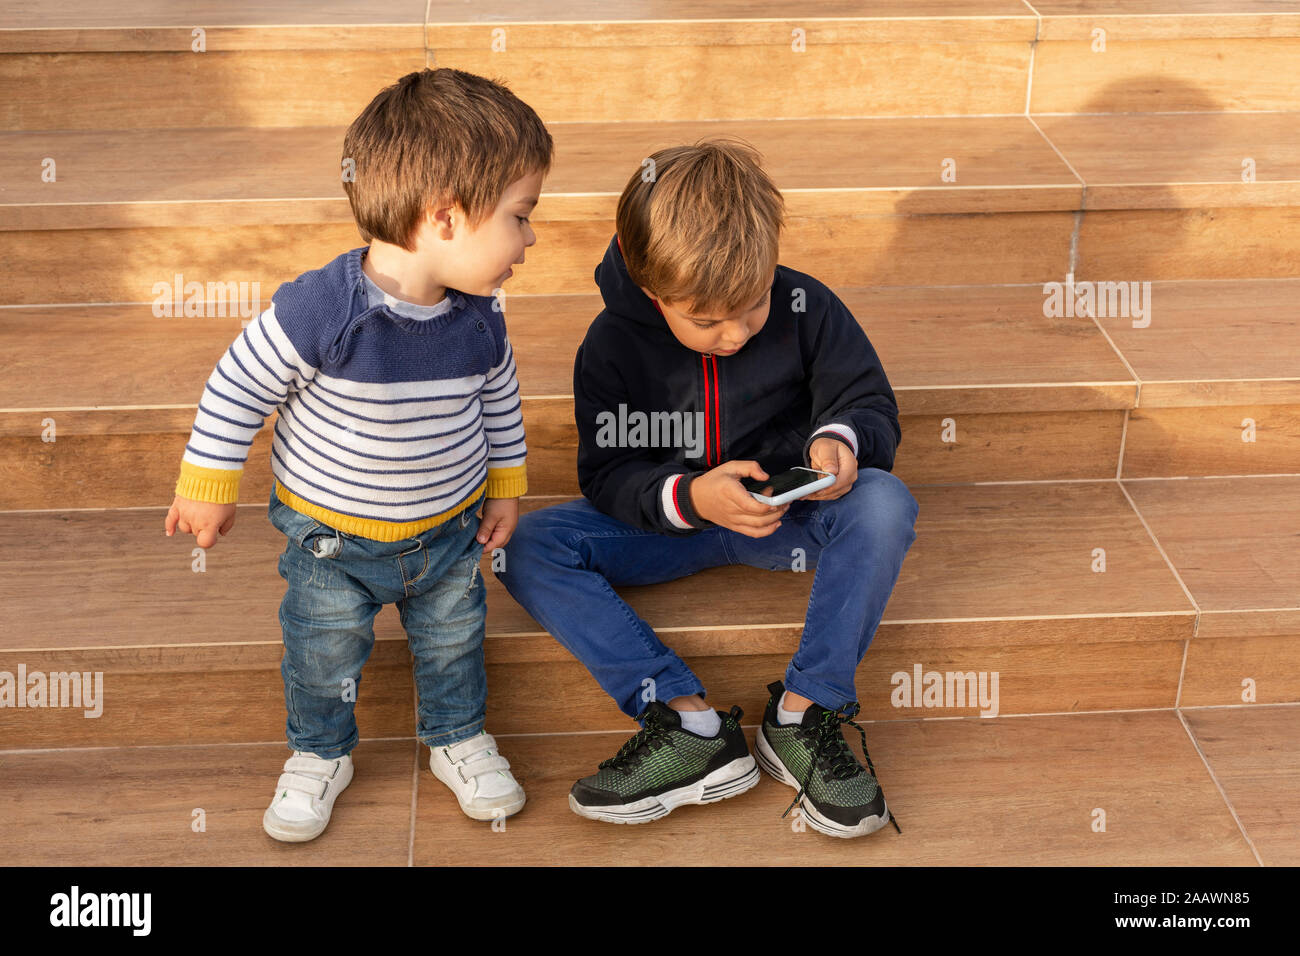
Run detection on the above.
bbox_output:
[810,422,859,457]
[660,474,694,530]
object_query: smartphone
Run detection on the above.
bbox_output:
[740,466,835,506]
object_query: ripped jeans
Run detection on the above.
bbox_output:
[266,479,488,758]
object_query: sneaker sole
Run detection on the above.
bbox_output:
[263,806,329,843]
[754,726,890,839]
[450,793,527,823]
[568,755,759,824]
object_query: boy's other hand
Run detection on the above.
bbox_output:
[477,496,518,551]
[165,495,237,548]
[688,460,788,538]
[802,437,859,502]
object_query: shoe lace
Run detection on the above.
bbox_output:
[780,702,902,834]
[599,709,674,773]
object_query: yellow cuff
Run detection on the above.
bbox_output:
[485,464,527,499]
[174,461,242,504]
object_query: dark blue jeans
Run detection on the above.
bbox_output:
[495,467,919,720]
[267,480,487,759]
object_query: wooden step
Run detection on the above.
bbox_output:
[10,0,1296,48]
[1126,475,1300,707]
[4,279,1298,509]
[1034,112,1300,211]
[0,49,427,131]
[4,2,1296,128]
[3,114,1080,299]
[1076,206,1300,284]
[4,281,1131,504]
[6,475,1297,748]
[1181,702,1300,865]
[4,705,1290,865]
[1043,112,1300,287]
[1032,1,1300,42]
[0,737,419,865]
[0,1,1037,128]
[1089,277,1300,478]
[1030,0,1300,113]
[0,116,1085,232]
[354,6,1039,124]
[0,0,427,130]
[5,113,1298,300]
[0,0,429,50]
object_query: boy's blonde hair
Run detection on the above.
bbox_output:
[342,68,554,250]
[616,138,786,316]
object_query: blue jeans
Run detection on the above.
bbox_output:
[267,480,487,759]
[495,467,919,720]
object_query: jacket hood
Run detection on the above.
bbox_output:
[593,234,675,332]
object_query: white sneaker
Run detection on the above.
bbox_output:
[262,750,354,842]
[428,732,525,821]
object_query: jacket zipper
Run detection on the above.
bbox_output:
[700,353,722,466]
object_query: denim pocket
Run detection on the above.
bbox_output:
[268,492,332,553]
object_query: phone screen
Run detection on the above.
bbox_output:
[740,468,826,497]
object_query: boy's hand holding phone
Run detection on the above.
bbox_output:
[688,460,789,538]
[165,495,237,548]
[802,436,858,502]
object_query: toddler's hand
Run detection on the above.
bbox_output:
[476,497,518,551]
[165,495,238,548]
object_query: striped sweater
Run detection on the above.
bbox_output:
[174,246,527,542]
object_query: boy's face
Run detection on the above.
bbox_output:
[640,280,772,356]
[429,168,543,297]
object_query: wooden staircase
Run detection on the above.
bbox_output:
[1,0,1297,866]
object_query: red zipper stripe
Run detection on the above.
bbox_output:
[701,354,712,466]
[711,354,721,463]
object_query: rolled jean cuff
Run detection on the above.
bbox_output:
[783,667,856,714]
[288,733,357,762]
[420,717,486,749]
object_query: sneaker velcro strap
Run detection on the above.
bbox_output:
[458,754,510,779]
[445,734,498,763]
[277,771,329,800]
[284,756,340,778]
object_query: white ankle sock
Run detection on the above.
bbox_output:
[777,696,807,726]
[676,707,721,737]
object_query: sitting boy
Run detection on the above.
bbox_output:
[165,68,553,841]
[495,139,919,838]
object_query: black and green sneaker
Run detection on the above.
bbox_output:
[568,701,759,824]
[754,680,900,838]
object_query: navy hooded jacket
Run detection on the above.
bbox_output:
[573,234,902,535]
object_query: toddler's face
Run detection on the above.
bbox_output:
[640,281,772,357]
[438,168,543,297]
